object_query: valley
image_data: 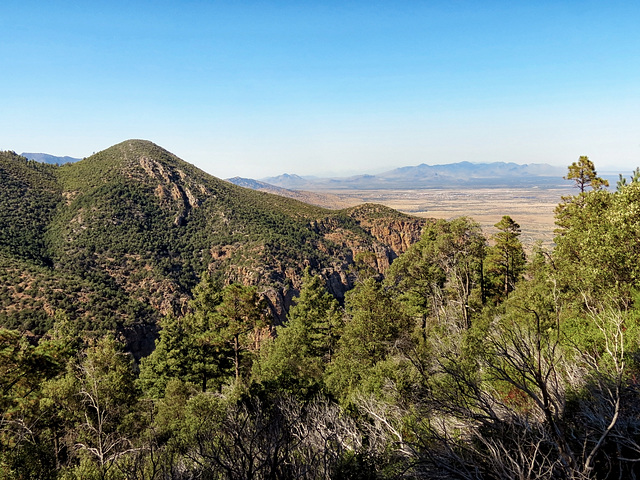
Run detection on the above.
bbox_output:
[230,158,574,247]
[265,186,574,248]
[335,187,572,247]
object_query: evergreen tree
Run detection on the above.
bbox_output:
[325,278,411,402]
[138,312,230,396]
[139,274,230,396]
[254,269,342,394]
[554,181,640,305]
[386,217,486,331]
[487,215,526,299]
[287,269,343,363]
[51,335,142,479]
[214,284,269,384]
[565,155,609,193]
[0,328,65,479]
[616,167,640,190]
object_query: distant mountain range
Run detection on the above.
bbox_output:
[258,162,567,190]
[225,177,355,209]
[21,152,82,165]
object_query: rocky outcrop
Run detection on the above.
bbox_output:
[137,155,208,225]
[344,204,427,257]
[360,218,426,256]
[221,207,427,322]
[0,140,432,360]
[310,204,426,276]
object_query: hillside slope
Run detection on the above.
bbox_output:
[0,141,426,355]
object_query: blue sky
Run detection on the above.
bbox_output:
[2,1,639,179]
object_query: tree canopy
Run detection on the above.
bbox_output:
[564,155,609,192]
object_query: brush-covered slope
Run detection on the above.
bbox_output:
[0,141,425,353]
[0,151,60,263]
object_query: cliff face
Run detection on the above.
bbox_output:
[212,212,426,325]
[299,204,427,302]
[342,203,427,271]
[362,220,425,272]
[353,217,426,258]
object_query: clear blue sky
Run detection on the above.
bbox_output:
[2,1,639,179]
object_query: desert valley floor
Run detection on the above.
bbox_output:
[319,186,575,249]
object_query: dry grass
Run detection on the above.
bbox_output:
[318,187,574,249]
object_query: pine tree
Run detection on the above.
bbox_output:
[487,215,526,299]
[214,284,268,384]
[139,274,229,395]
[565,155,609,193]
[253,269,342,394]
[325,278,410,401]
[386,217,486,330]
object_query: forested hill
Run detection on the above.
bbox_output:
[0,140,425,354]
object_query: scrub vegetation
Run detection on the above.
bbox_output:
[2,145,640,479]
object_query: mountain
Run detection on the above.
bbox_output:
[259,173,312,189]
[0,141,426,356]
[21,152,82,165]
[225,177,355,209]
[262,161,566,190]
[381,161,564,180]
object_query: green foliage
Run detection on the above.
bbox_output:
[0,328,61,423]
[0,325,73,479]
[254,269,343,396]
[0,151,61,264]
[214,283,269,384]
[40,335,144,480]
[139,275,229,396]
[139,312,222,396]
[564,155,609,193]
[486,215,526,300]
[140,277,268,396]
[4,148,640,478]
[616,167,640,190]
[554,181,640,305]
[352,251,381,282]
[71,336,141,470]
[325,278,411,402]
[1,140,412,338]
[386,217,486,330]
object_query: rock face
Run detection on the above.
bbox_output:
[342,203,427,270]
[136,155,207,225]
[298,204,427,304]
[348,210,426,257]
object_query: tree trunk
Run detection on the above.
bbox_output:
[504,252,510,297]
[234,334,240,382]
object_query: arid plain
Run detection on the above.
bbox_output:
[316,187,575,249]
